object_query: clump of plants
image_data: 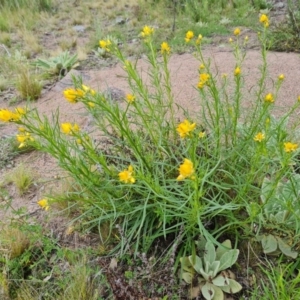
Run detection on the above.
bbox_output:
[181,238,241,299]
[1,15,300,299]
[33,51,79,78]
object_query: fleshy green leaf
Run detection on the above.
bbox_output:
[216,240,232,260]
[219,249,239,271]
[189,255,203,274]
[211,285,224,300]
[204,240,216,264]
[180,257,194,273]
[277,237,298,258]
[182,272,193,284]
[201,282,215,300]
[211,261,221,277]
[219,278,242,294]
[261,234,277,254]
[212,274,229,287]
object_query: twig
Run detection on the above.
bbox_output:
[0,44,11,56]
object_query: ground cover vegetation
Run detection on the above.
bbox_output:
[1,0,300,299]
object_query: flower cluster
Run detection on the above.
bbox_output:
[61,122,80,135]
[177,159,195,181]
[38,199,50,211]
[185,31,194,43]
[126,94,135,103]
[161,42,171,55]
[141,25,154,38]
[264,93,274,103]
[99,39,112,52]
[197,73,210,89]
[176,120,196,138]
[284,142,298,153]
[254,132,265,142]
[0,107,26,122]
[233,28,241,36]
[63,84,96,104]
[259,14,269,27]
[234,67,241,76]
[119,165,135,184]
[17,130,34,148]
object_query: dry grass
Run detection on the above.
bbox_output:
[0,226,30,259]
[15,68,42,100]
[4,164,36,195]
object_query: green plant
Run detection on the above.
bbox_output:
[15,68,42,100]
[268,0,300,52]
[180,239,242,299]
[33,51,79,77]
[4,164,35,195]
[252,173,300,258]
[1,17,300,268]
[0,0,53,11]
[249,259,300,299]
[0,136,20,168]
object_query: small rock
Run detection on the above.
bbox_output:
[73,25,86,33]
[115,16,126,25]
[273,2,284,9]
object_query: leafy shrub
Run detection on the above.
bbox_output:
[1,16,300,261]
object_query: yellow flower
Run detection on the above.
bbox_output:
[254,132,265,142]
[264,93,274,103]
[88,102,95,107]
[198,73,210,89]
[63,88,84,103]
[259,14,269,27]
[0,108,25,122]
[141,25,154,37]
[119,165,135,184]
[233,28,241,36]
[199,64,205,70]
[161,42,171,54]
[229,38,233,43]
[16,132,34,148]
[126,94,135,103]
[244,36,249,42]
[176,120,196,138]
[234,67,241,76]
[61,122,80,135]
[199,131,206,138]
[196,34,203,45]
[278,74,284,80]
[185,31,194,43]
[99,39,112,51]
[177,159,195,181]
[82,84,96,95]
[200,73,210,82]
[38,199,50,211]
[15,107,26,116]
[284,142,298,153]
